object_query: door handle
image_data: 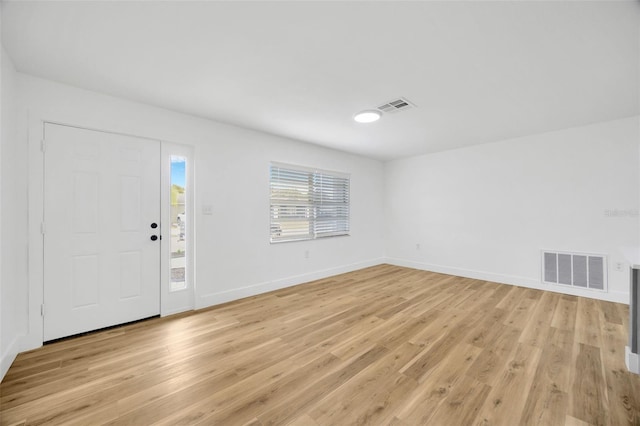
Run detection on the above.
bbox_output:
[150,235,158,241]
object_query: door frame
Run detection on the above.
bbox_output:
[27,116,195,349]
[161,142,195,316]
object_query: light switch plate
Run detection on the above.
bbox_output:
[202,204,213,215]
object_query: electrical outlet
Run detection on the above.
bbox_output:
[416,243,420,250]
[304,250,309,259]
[615,262,625,272]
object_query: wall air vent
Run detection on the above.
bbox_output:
[377,97,415,114]
[542,250,607,292]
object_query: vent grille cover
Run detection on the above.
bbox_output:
[377,97,414,114]
[542,250,607,291]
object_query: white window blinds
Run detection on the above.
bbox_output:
[270,163,350,243]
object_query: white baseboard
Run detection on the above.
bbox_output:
[161,306,193,317]
[197,258,387,309]
[385,257,629,304]
[7,255,627,384]
[626,346,640,374]
[1,336,21,382]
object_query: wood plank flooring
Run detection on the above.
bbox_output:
[1,264,639,425]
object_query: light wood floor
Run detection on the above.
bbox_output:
[1,265,639,425]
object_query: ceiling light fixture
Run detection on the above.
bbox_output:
[353,110,381,123]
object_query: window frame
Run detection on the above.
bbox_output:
[269,162,350,244]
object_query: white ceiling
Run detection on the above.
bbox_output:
[2,1,638,160]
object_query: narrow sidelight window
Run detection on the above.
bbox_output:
[170,156,187,291]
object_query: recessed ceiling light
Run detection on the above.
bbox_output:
[353,110,381,123]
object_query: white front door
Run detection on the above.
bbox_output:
[43,123,161,341]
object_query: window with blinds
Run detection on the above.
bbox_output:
[270,163,350,243]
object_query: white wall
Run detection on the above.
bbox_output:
[385,117,639,303]
[2,69,637,380]
[12,73,385,354]
[0,29,4,379]
[1,48,28,379]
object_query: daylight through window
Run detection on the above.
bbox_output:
[270,163,350,243]
[170,156,187,291]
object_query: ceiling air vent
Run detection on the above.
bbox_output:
[377,97,415,114]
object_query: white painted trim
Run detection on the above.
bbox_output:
[0,336,21,381]
[197,258,386,308]
[160,306,194,318]
[25,112,195,353]
[270,161,350,179]
[626,346,640,374]
[386,257,629,304]
[160,142,195,316]
[25,110,45,353]
[27,112,162,353]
